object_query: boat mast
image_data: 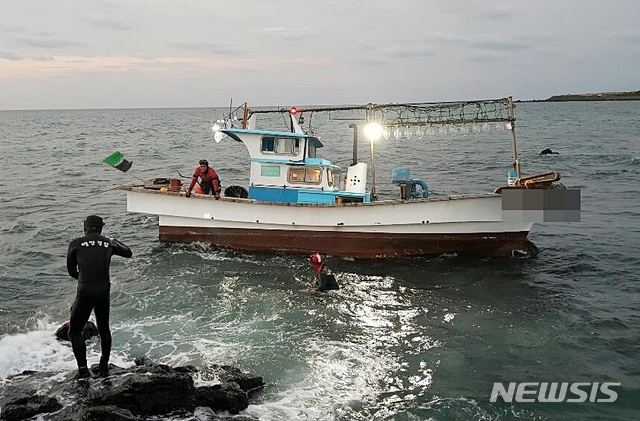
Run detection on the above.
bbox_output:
[241,103,249,129]
[507,96,520,178]
[349,123,359,165]
[365,104,378,201]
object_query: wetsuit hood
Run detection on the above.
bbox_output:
[310,253,324,275]
[84,215,104,234]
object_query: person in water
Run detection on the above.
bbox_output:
[309,253,339,292]
[185,159,221,199]
[67,215,132,379]
[55,320,99,341]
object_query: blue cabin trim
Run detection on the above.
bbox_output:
[249,186,371,204]
[251,157,305,165]
[250,157,335,166]
[249,186,301,203]
[304,158,333,166]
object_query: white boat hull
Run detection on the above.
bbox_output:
[123,187,533,258]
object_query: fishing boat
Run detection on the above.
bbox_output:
[119,97,562,258]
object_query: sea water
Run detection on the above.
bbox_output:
[0,102,639,420]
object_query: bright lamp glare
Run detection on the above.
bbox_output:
[214,131,227,143]
[364,122,383,141]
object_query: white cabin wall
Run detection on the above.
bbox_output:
[250,162,286,187]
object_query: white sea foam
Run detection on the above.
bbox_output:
[0,320,133,384]
[243,339,395,421]
[0,328,77,381]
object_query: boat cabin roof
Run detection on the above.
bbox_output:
[222,128,324,148]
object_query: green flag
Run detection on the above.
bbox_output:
[103,151,133,172]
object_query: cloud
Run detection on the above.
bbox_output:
[438,1,515,21]
[256,27,289,33]
[479,5,517,21]
[0,25,28,35]
[0,55,331,79]
[615,29,640,44]
[83,15,133,31]
[347,38,437,65]
[15,37,84,49]
[386,44,437,59]
[429,32,538,53]
[169,42,242,56]
[254,26,313,42]
[0,50,22,61]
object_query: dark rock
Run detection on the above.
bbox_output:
[49,405,137,421]
[133,356,197,375]
[211,365,265,394]
[174,365,199,374]
[7,370,38,379]
[133,356,173,373]
[195,382,248,415]
[0,388,36,407]
[88,372,195,415]
[0,359,262,421]
[1,394,61,421]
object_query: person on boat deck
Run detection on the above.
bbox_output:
[55,320,99,342]
[310,253,340,292]
[67,215,132,379]
[185,159,221,199]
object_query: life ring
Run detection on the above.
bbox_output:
[224,185,248,198]
[409,179,429,198]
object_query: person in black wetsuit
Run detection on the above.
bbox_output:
[309,253,339,292]
[67,215,132,378]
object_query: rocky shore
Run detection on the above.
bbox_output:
[517,90,640,102]
[545,90,640,101]
[0,357,264,421]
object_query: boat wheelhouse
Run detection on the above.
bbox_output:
[225,128,370,205]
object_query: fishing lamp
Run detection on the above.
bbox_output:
[363,122,383,201]
[363,122,383,142]
[211,121,228,143]
[214,131,226,143]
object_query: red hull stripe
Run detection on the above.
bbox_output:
[159,226,530,258]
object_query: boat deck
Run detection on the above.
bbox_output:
[118,185,501,207]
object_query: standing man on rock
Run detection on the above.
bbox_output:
[67,215,132,379]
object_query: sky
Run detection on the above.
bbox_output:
[1,0,639,110]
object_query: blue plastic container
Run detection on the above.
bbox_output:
[392,168,411,184]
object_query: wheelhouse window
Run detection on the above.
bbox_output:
[261,137,275,152]
[327,168,336,187]
[288,167,323,184]
[307,141,317,158]
[261,136,300,155]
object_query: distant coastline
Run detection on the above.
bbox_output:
[520,90,640,102]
